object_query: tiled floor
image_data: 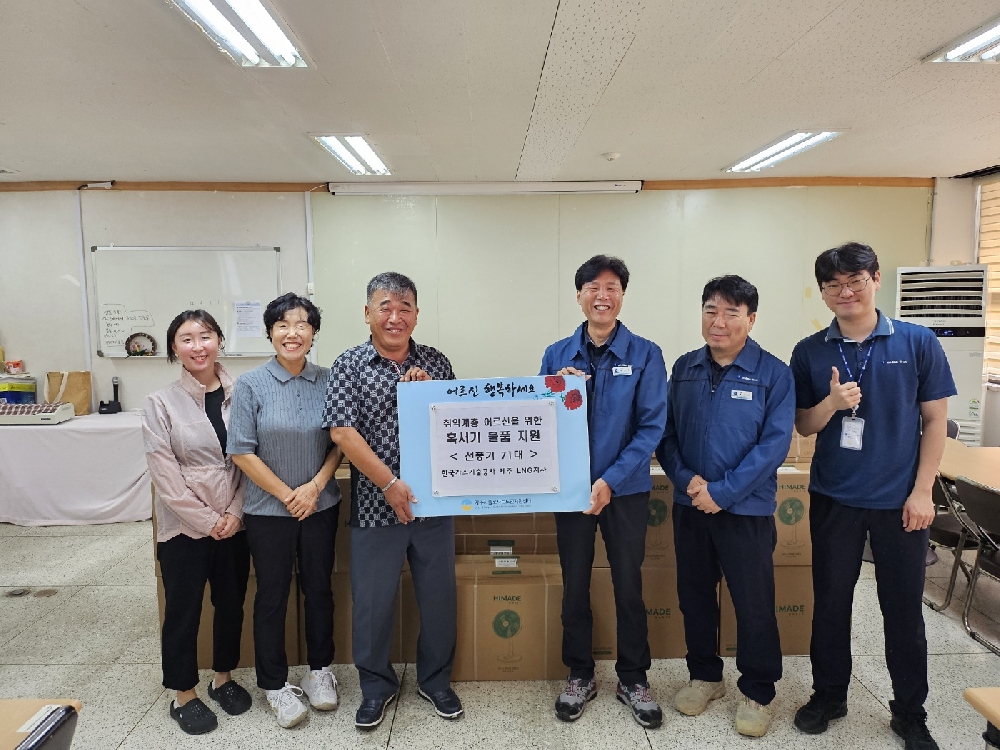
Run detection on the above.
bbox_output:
[2,522,999,749]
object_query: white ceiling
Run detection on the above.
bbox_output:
[3,0,1000,182]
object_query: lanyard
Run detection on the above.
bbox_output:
[837,340,874,416]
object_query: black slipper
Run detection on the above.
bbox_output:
[170,698,218,735]
[208,679,253,716]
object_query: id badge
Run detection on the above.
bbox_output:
[840,416,864,450]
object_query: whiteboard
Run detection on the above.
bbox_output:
[91,246,281,358]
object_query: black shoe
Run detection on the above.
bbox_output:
[208,679,252,716]
[890,714,939,750]
[794,693,848,734]
[170,698,217,735]
[417,686,464,719]
[355,692,397,730]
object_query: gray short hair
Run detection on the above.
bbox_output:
[366,272,418,305]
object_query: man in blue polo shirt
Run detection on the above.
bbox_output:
[540,254,667,729]
[790,242,955,750]
[656,275,794,738]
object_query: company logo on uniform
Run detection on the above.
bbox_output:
[882,360,908,365]
[731,389,753,401]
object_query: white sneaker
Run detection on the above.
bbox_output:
[266,683,308,728]
[301,666,339,711]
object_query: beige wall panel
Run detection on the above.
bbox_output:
[800,186,932,343]
[311,195,438,367]
[311,187,932,379]
[435,196,560,378]
[0,191,89,381]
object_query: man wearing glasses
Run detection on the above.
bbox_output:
[540,255,668,729]
[656,276,794,738]
[790,243,955,750]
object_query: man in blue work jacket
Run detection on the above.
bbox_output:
[790,243,954,750]
[656,275,794,738]
[540,254,668,729]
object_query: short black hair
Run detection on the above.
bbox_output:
[814,242,880,285]
[263,293,322,340]
[166,310,225,363]
[701,275,759,315]
[574,255,630,291]
[367,271,418,306]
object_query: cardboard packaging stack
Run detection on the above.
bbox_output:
[718,430,814,657]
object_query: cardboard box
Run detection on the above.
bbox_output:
[448,560,564,681]
[457,534,558,556]
[774,466,811,566]
[644,478,675,568]
[299,571,403,665]
[590,566,687,660]
[785,429,816,463]
[719,566,813,657]
[156,572,300,669]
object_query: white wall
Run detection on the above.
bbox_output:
[0,191,89,388]
[311,187,932,377]
[0,191,310,411]
[930,177,977,266]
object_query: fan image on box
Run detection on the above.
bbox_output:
[493,609,522,663]
[647,496,669,548]
[778,497,805,547]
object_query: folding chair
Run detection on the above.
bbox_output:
[924,475,978,611]
[955,477,1000,656]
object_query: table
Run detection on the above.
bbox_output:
[940,439,1000,491]
[963,687,1000,748]
[0,413,151,525]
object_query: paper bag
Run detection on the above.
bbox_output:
[45,371,92,415]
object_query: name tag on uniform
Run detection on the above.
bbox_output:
[612,365,632,376]
[731,389,753,401]
[841,416,864,450]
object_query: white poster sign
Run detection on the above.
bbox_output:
[429,399,560,497]
[234,300,263,338]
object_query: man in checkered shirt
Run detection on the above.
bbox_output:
[324,271,462,730]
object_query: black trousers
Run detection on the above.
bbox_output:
[351,517,457,700]
[556,492,651,686]
[672,502,782,705]
[809,492,930,719]
[157,531,251,692]
[244,505,339,690]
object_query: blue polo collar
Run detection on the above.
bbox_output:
[825,310,895,343]
[265,356,320,383]
[573,321,631,360]
[695,336,762,373]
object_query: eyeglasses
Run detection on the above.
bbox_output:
[821,276,871,296]
[272,322,313,334]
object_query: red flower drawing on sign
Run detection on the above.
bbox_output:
[545,375,566,392]
[563,389,583,410]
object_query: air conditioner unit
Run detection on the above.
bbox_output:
[896,265,987,446]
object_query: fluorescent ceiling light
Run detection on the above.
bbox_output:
[726,132,841,173]
[222,0,300,66]
[169,0,305,67]
[313,135,391,176]
[327,181,642,196]
[344,136,390,176]
[928,16,1000,63]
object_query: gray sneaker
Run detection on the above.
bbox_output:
[554,677,597,722]
[616,682,663,728]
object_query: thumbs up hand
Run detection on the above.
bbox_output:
[828,366,862,412]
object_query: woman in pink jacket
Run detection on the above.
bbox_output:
[143,310,252,735]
